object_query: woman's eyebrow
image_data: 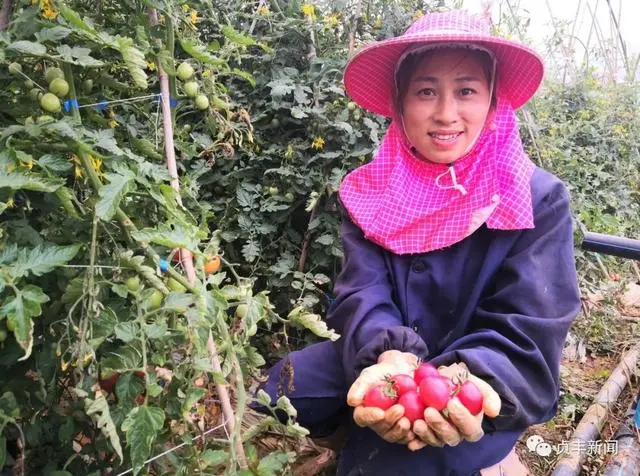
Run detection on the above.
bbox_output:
[411,75,483,83]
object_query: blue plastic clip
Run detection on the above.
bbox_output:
[159,258,170,273]
[95,100,109,112]
[169,97,178,107]
[634,399,640,428]
[63,99,79,112]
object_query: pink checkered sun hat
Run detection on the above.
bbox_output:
[344,10,544,117]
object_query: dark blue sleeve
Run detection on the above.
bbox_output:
[429,179,581,432]
[326,211,428,385]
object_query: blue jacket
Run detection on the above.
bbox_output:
[257,167,581,475]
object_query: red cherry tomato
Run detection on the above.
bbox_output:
[456,380,484,415]
[363,384,398,410]
[413,362,440,385]
[397,391,426,423]
[389,374,418,396]
[419,376,453,411]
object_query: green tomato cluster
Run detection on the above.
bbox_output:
[176,62,209,111]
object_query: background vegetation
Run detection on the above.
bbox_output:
[0,0,638,474]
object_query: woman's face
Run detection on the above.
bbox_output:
[401,49,492,164]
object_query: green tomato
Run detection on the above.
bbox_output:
[353,110,362,121]
[147,289,163,310]
[236,304,249,319]
[268,186,279,196]
[167,277,187,293]
[270,118,280,127]
[49,78,70,98]
[183,81,199,98]
[40,93,61,113]
[176,62,195,81]
[24,79,34,89]
[284,192,294,202]
[37,115,55,124]
[45,67,65,83]
[82,79,93,94]
[126,276,141,292]
[24,117,35,126]
[8,62,22,75]
[29,88,42,101]
[347,101,357,111]
[194,94,209,110]
[182,124,192,133]
[6,320,15,332]
[0,329,7,342]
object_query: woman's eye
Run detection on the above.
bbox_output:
[460,88,476,96]
[418,88,436,96]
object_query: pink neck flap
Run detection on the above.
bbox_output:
[337,99,536,255]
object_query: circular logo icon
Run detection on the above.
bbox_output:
[526,435,544,452]
[536,442,553,457]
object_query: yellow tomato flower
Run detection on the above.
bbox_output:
[301,3,316,19]
[6,198,15,208]
[181,3,190,12]
[61,359,69,372]
[311,136,325,150]
[323,14,339,28]
[147,61,157,71]
[257,5,270,16]
[189,10,199,24]
[74,165,84,179]
[108,119,118,128]
[285,144,294,158]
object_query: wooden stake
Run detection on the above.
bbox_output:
[147,8,247,470]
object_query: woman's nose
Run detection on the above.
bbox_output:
[433,94,458,124]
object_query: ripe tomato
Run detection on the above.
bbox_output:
[456,381,484,415]
[397,391,425,423]
[419,376,453,411]
[413,362,440,385]
[388,374,417,396]
[204,256,221,274]
[363,384,397,410]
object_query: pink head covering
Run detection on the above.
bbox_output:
[338,11,541,255]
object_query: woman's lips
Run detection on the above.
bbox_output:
[428,131,463,149]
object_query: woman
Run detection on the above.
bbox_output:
[256,10,581,475]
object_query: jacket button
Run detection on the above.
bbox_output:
[412,260,426,272]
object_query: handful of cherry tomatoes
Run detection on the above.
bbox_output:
[362,362,484,423]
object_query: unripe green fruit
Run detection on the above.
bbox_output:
[45,67,65,83]
[49,78,69,97]
[126,276,140,292]
[236,304,249,319]
[176,62,195,81]
[183,81,199,98]
[40,93,61,113]
[347,101,356,110]
[167,277,187,293]
[8,62,22,75]
[194,94,209,110]
[37,115,55,124]
[82,79,93,94]
[147,289,163,310]
[29,88,42,101]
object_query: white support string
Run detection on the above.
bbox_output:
[80,94,162,109]
[15,69,47,90]
[115,417,230,476]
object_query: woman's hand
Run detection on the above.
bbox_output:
[348,350,419,444]
[408,362,502,452]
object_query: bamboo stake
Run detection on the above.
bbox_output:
[147,8,247,470]
[550,344,640,476]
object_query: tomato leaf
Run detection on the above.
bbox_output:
[7,40,47,57]
[35,26,73,42]
[5,244,81,278]
[116,372,145,402]
[221,25,255,46]
[83,393,124,463]
[131,223,204,252]
[287,306,340,341]
[200,449,228,469]
[115,322,138,343]
[122,406,165,475]
[38,154,73,172]
[95,173,134,221]
[56,45,104,67]
[0,171,64,193]
[114,37,148,89]
[0,285,49,360]
[179,38,225,67]
[256,451,292,476]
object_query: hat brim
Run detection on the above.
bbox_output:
[343,33,544,118]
